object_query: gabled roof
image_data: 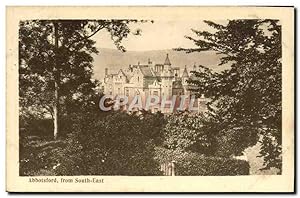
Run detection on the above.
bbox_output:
[118,69,126,76]
[117,69,129,82]
[152,79,159,86]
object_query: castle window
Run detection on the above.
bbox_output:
[153,91,158,96]
[138,76,139,82]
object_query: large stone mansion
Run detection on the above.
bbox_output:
[101,54,207,113]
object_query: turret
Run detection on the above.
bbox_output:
[164,54,172,70]
[182,66,189,79]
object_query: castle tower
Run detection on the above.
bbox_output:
[161,54,173,99]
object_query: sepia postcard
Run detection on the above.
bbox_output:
[6,6,294,192]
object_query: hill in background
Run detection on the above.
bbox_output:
[92,48,225,80]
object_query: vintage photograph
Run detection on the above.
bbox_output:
[6,6,294,192]
[19,18,282,176]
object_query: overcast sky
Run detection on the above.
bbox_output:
[93,20,222,51]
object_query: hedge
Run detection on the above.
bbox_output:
[154,147,250,176]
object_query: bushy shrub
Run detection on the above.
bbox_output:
[163,113,214,154]
[214,127,259,157]
[19,135,65,176]
[154,147,249,176]
[61,111,164,176]
[20,111,166,176]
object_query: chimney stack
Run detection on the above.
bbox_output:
[105,68,108,76]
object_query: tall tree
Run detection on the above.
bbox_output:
[19,20,144,139]
[176,20,282,172]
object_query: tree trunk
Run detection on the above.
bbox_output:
[53,22,60,139]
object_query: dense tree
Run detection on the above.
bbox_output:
[176,20,282,172]
[163,112,213,154]
[19,20,145,139]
